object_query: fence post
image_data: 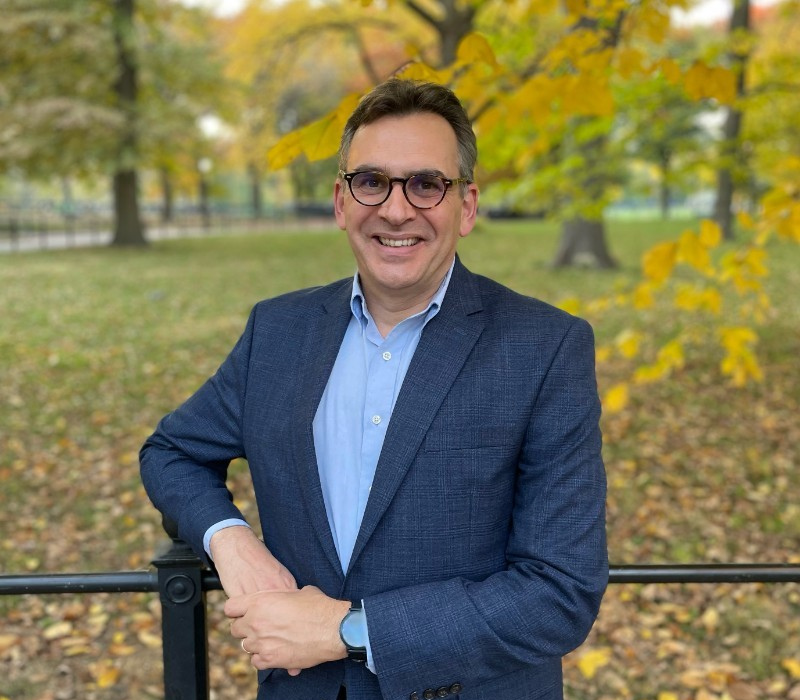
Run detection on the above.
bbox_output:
[152,518,210,700]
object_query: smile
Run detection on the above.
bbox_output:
[379,237,420,247]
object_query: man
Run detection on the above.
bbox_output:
[140,78,607,700]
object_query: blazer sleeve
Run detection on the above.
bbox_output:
[365,317,608,699]
[139,305,258,563]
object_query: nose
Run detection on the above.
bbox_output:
[379,181,416,224]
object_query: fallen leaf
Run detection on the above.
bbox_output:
[95,664,120,689]
[0,634,20,654]
[784,659,800,679]
[42,621,73,641]
[137,630,162,648]
[577,647,612,679]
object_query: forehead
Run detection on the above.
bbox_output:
[347,112,460,174]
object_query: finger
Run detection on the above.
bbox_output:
[288,668,302,676]
[224,595,248,619]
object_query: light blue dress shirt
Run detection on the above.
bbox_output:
[204,260,454,672]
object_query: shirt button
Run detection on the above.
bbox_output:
[371,415,381,425]
[382,351,392,361]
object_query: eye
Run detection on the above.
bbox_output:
[408,174,446,198]
[352,172,387,191]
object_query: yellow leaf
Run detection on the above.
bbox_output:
[615,330,642,359]
[719,326,757,352]
[658,57,681,85]
[684,62,737,104]
[642,241,677,283]
[267,130,304,171]
[633,282,655,309]
[561,74,614,117]
[137,630,162,648]
[658,693,680,700]
[701,606,720,633]
[699,219,722,248]
[267,93,361,170]
[677,230,712,272]
[782,658,800,679]
[595,345,612,363]
[637,3,670,42]
[396,62,447,83]
[616,47,646,79]
[95,665,120,689]
[603,383,629,414]
[457,33,500,71]
[657,339,684,371]
[43,621,73,641]
[577,647,612,679]
[557,297,582,316]
[0,634,19,654]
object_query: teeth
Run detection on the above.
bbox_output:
[379,237,419,247]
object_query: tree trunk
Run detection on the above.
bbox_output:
[160,167,174,223]
[198,175,211,228]
[550,7,624,268]
[713,0,750,241]
[552,218,617,269]
[111,0,146,246]
[659,152,671,220]
[402,0,475,66]
[248,162,263,220]
[114,170,145,244]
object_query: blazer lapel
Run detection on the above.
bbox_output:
[291,280,353,577]
[348,260,486,572]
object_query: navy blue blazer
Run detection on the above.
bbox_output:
[140,258,608,700]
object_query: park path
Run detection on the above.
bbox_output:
[0,218,335,254]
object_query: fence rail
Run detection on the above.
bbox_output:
[1,539,798,700]
[3,563,800,596]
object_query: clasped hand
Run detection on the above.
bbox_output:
[210,525,348,673]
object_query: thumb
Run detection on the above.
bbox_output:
[223,594,249,619]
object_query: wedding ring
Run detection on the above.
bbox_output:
[241,639,254,655]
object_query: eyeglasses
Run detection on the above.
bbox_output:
[339,170,471,209]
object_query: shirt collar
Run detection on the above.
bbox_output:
[350,258,455,328]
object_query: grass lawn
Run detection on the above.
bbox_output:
[1,218,798,699]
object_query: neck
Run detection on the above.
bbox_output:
[360,284,439,338]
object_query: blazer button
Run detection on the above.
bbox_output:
[449,683,463,694]
[410,694,419,700]
[436,687,449,697]
[423,690,436,700]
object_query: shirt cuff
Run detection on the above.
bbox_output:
[203,518,250,560]
[362,599,376,673]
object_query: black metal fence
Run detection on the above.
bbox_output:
[0,201,336,252]
[1,536,799,700]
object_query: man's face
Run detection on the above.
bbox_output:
[334,112,479,308]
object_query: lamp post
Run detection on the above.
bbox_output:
[197,157,212,228]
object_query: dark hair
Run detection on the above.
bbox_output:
[338,79,477,181]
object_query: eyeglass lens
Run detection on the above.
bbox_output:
[349,172,448,208]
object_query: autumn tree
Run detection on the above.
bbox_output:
[219,0,434,215]
[712,0,751,240]
[0,0,229,244]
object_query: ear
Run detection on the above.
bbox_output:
[334,179,347,230]
[459,183,480,238]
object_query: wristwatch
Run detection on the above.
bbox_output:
[339,600,368,662]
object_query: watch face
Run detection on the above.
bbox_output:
[341,608,367,649]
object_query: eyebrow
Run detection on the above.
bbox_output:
[348,165,449,178]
